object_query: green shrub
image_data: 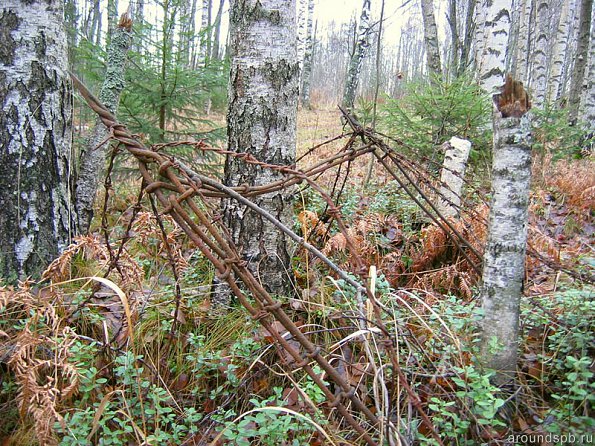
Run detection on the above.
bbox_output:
[379,75,491,166]
[532,105,591,160]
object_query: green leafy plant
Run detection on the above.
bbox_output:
[218,387,320,446]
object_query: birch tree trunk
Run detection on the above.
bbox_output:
[199,0,211,66]
[548,0,573,103]
[568,0,593,123]
[509,0,531,83]
[473,0,488,74]
[213,0,299,309]
[481,95,532,385]
[581,11,595,126]
[176,0,196,68]
[0,0,76,282]
[300,0,315,108]
[476,0,513,94]
[211,0,225,60]
[530,0,549,108]
[476,0,532,385]
[107,0,119,42]
[421,0,442,78]
[297,0,307,74]
[437,137,472,219]
[86,0,101,41]
[75,16,133,234]
[560,0,581,100]
[458,0,476,76]
[342,0,372,108]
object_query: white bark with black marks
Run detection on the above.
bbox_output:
[437,137,472,219]
[199,0,212,66]
[421,0,442,78]
[211,0,225,60]
[481,110,532,385]
[547,0,574,103]
[475,0,513,94]
[213,0,299,309]
[0,0,75,282]
[342,0,371,108]
[568,0,593,123]
[530,0,549,108]
[300,0,315,107]
[582,7,595,126]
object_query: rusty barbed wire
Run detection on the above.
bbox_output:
[72,69,590,444]
[71,73,402,445]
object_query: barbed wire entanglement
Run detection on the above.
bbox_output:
[70,73,590,445]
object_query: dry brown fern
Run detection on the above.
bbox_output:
[1,283,79,445]
[42,235,143,291]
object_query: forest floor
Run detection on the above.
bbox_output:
[0,104,594,445]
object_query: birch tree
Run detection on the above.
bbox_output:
[476,0,513,93]
[211,0,225,60]
[297,0,308,73]
[582,10,595,126]
[458,0,476,76]
[214,0,299,308]
[548,0,574,103]
[300,0,315,107]
[560,0,581,99]
[75,15,133,234]
[342,0,372,108]
[437,137,472,218]
[199,0,212,65]
[476,0,533,385]
[568,0,593,123]
[481,76,532,385]
[530,0,549,108]
[421,0,442,78]
[0,0,76,282]
[509,0,532,84]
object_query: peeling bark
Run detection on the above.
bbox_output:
[213,0,299,310]
[75,16,132,234]
[0,0,76,282]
